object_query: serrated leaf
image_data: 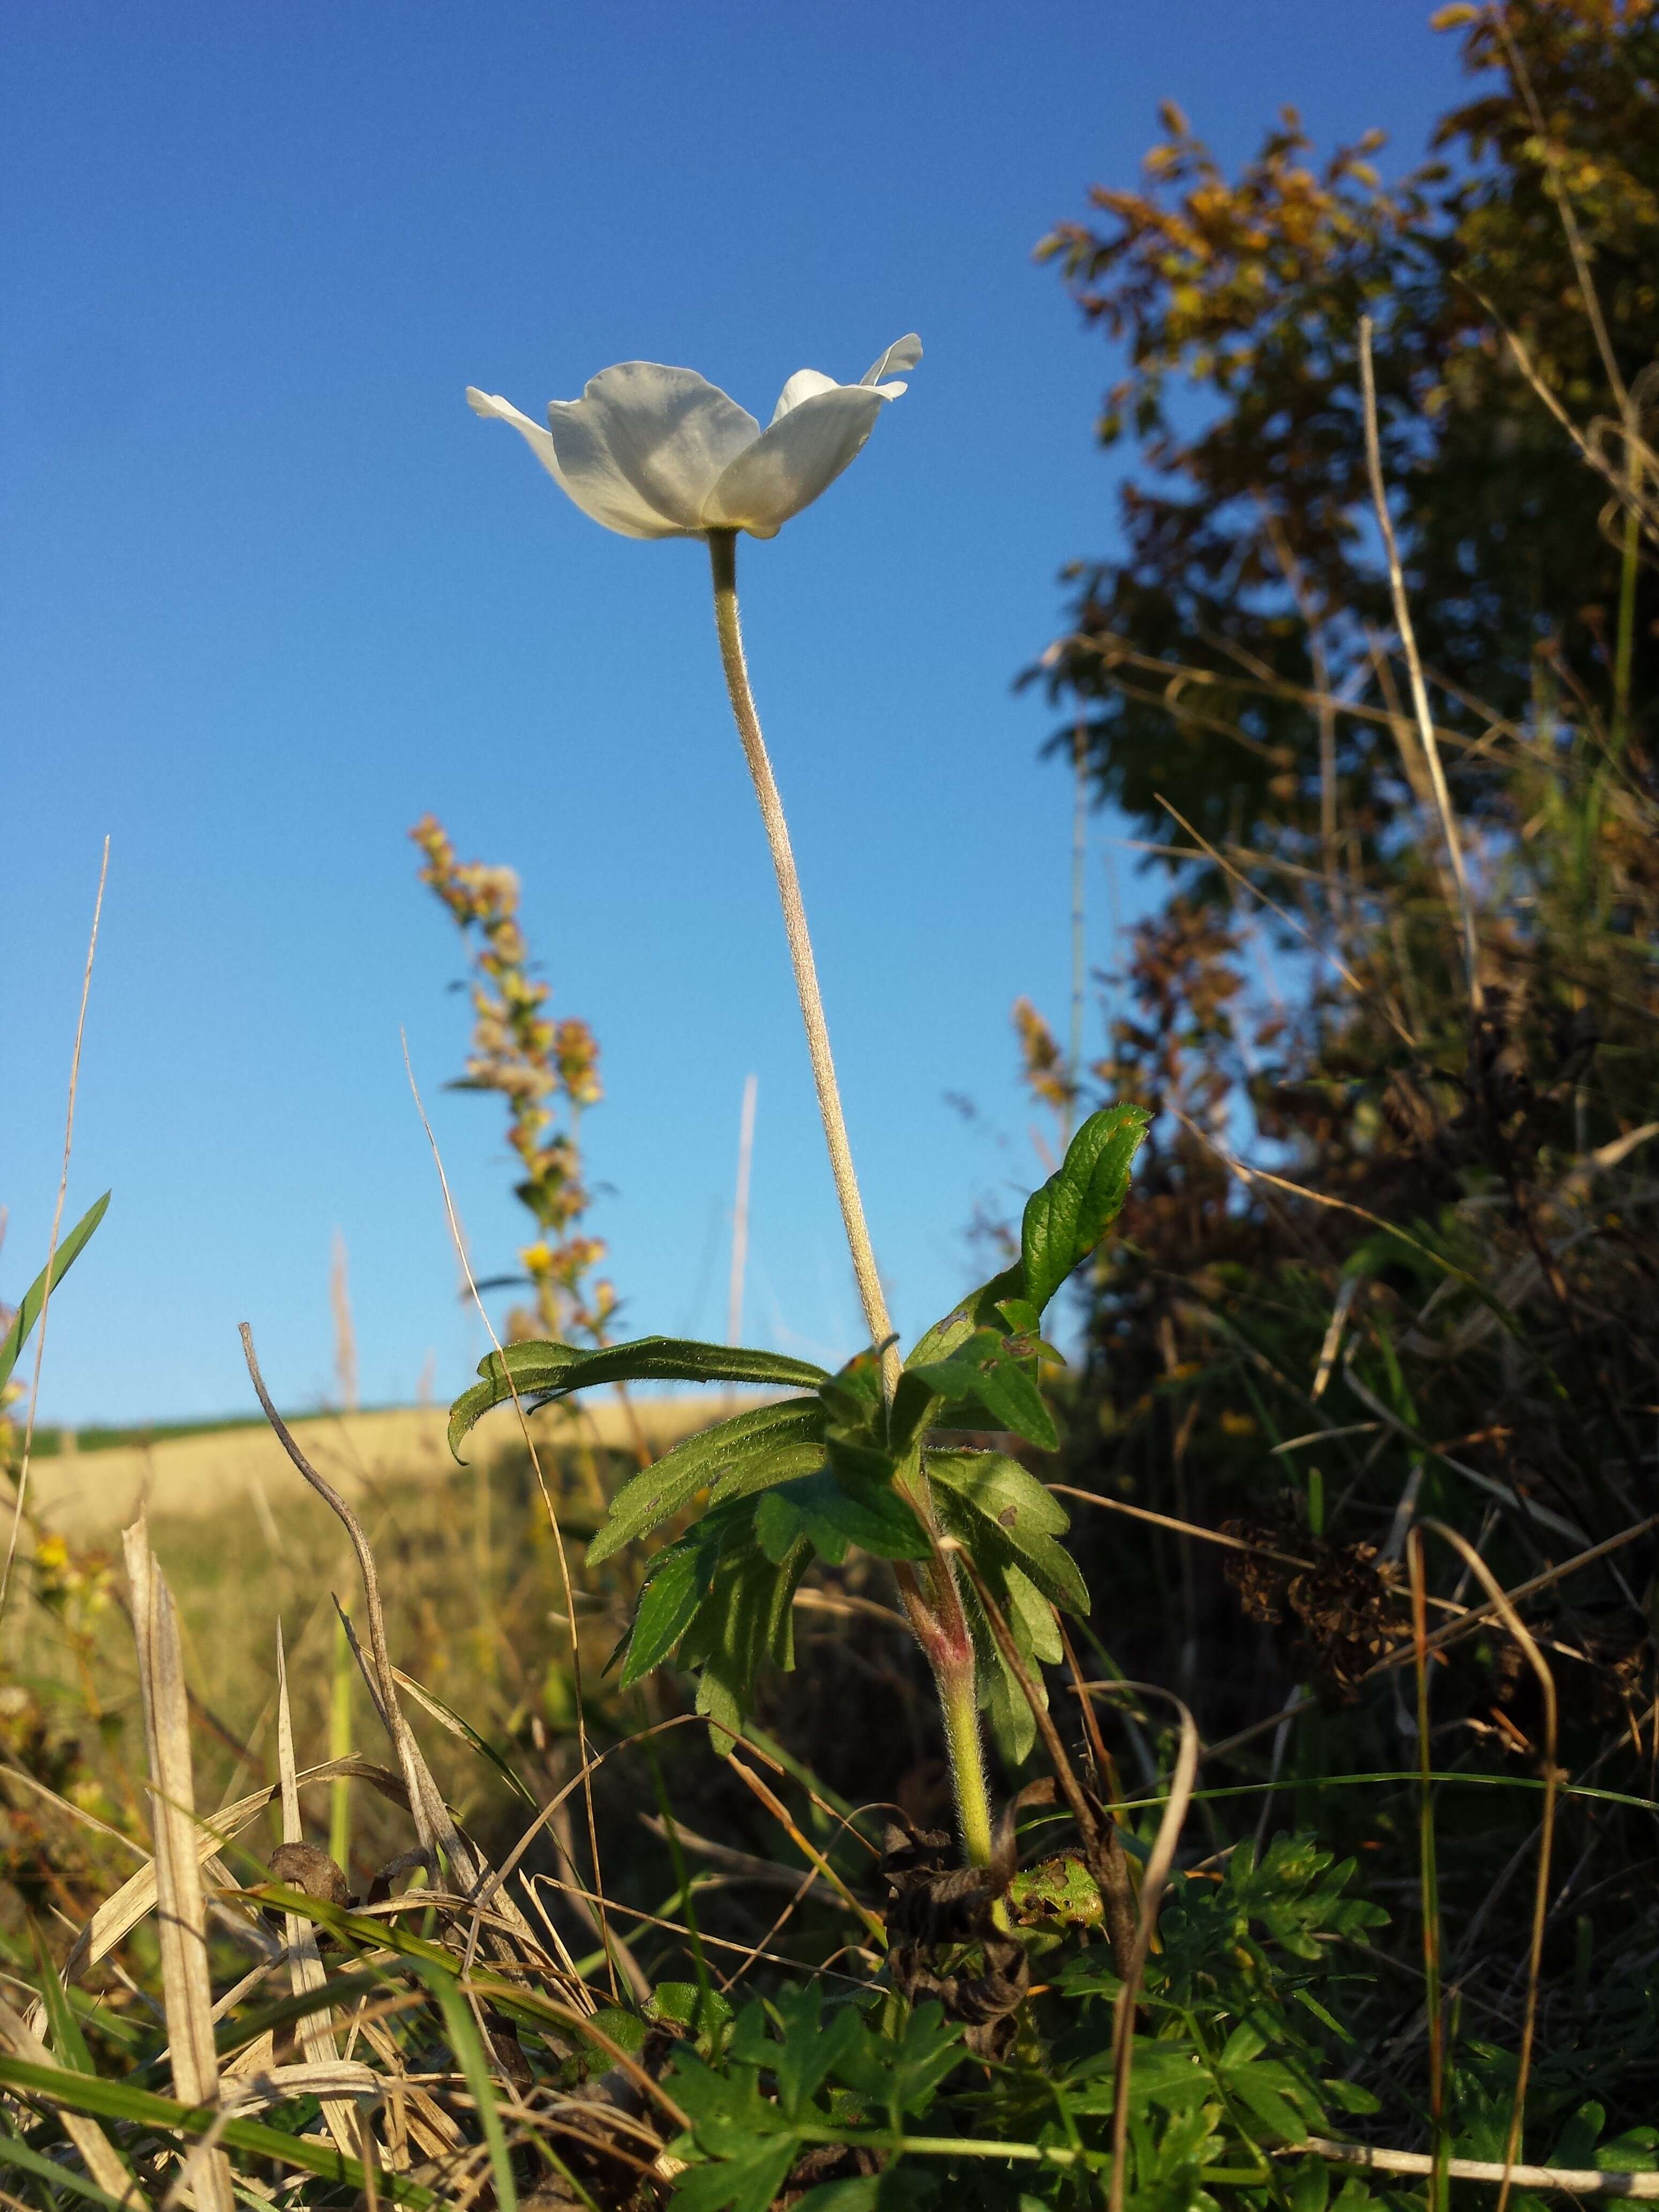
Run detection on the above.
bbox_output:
[754,1468,929,1567]
[767,1984,866,2118]
[681,1529,812,1750]
[586,1396,826,1565]
[1020,1103,1149,1315]
[832,2000,963,2114]
[0,1192,110,1394]
[448,1335,828,1460]
[983,1635,1038,1767]
[927,1450,1089,1616]
[671,2138,799,2212]
[1005,1561,1063,1665]
[618,1543,707,1687]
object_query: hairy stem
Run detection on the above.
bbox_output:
[708,527,995,1863]
[896,1555,996,1868]
[708,528,898,1392]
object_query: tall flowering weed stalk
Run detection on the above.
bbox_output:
[411,815,615,1347]
[455,334,1151,1872]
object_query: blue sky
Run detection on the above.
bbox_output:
[3,1,1468,1424]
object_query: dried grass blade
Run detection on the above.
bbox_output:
[56,1755,407,1991]
[240,1332,547,1976]
[0,1991,148,2208]
[274,1625,359,2161]
[121,1517,235,2212]
[1103,1682,1199,2212]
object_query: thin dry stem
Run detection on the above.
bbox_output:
[398,1037,618,2004]
[1,836,108,1621]
[1104,1682,1199,2212]
[1421,1519,1559,2212]
[1358,316,1483,1009]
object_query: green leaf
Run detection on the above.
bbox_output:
[586,1395,826,1565]
[0,1192,110,1394]
[1005,1561,1063,1665]
[1597,2128,1659,2174]
[793,2183,881,2212]
[908,1332,1059,1451]
[927,1449,1089,1616]
[448,1335,828,1460]
[1221,2060,1311,2144]
[679,1526,813,1750]
[907,1265,1025,1369]
[618,1541,708,1687]
[741,1984,865,2118]
[671,2138,799,2212]
[1020,1103,1149,1315]
[832,2000,963,2115]
[0,2118,147,2212]
[30,1919,98,2076]
[753,1468,929,1567]
[983,1635,1038,1767]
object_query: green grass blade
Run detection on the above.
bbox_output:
[417,1964,517,2212]
[0,2053,435,2208]
[0,1193,110,1394]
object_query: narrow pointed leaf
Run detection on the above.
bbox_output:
[0,1192,110,1393]
[449,1334,828,1459]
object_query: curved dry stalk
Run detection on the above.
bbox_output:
[946,1543,1138,1974]
[1100,1681,1200,2212]
[1358,316,1483,1011]
[1153,793,1416,1048]
[1418,1519,1559,2212]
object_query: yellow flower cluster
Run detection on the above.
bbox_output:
[411,814,616,1344]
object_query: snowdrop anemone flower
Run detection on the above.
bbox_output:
[467,328,922,1491]
[465,328,1005,1865]
[464,333,921,540]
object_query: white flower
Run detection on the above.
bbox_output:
[465,335,921,541]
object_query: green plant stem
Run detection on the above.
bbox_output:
[895,1550,996,1869]
[708,528,898,1395]
[707,528,995,1867]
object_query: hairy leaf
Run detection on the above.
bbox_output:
[586,1395,826,1565]
[753,1468,929,1567]
[448,1335,827,1460]
[927,1449,1089,1616]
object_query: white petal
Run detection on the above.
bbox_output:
[860,332,923,386]
[701,382,892,534]
[770,369,839,424]
[548,363,759,534]
[466,387,567,487]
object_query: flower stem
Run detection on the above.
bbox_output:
[707,528,897,1389]
[707,527,996,1865]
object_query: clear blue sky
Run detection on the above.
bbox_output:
[4,1,1467,1424]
